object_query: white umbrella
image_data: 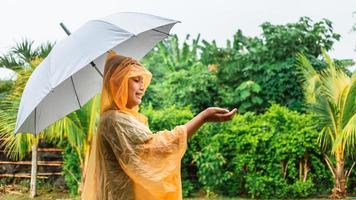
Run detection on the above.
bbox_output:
[15,12,179,134]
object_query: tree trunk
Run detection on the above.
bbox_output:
[280,160,288,178]
[299,154,309,182]
[299,159,302,180]
[331,150,347,198]
[30,143,38,198]
[303,154,309,182]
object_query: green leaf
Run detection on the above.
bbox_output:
[252,96,263,104]
[240,90,251,100]
[251,83,262,93]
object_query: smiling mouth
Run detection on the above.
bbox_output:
[136,93,143,99]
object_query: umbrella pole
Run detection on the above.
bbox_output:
[59,23,103,77]
[59,22,71,36]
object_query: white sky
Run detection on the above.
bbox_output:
[0,67,17,81]
[0,0,355,72]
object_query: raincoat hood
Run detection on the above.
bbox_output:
[100,51,152,125]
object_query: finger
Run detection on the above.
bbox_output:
[222,108,237,116]
[215,113,234,121]
[216,109,237,120]
[230,108,237,114]
[211,107,229,113]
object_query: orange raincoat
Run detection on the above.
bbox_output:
[82,51,187,200]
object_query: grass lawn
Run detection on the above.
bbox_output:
[0,183,74,200]
[1,195,350,200]
[0,195,252,200]
[2,193,356,200]
[0,184,354,200]
[0,193,346,200]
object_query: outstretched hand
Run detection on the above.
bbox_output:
[202,107,237,123]
[185,107,237,138]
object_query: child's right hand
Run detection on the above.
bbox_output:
[202,107,237,123]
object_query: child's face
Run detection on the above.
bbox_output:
[126,75,144,109]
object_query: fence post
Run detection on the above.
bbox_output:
[30,143,38,198]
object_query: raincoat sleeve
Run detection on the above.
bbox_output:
[102,118,187,194]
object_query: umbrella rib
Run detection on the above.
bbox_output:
[34,108,37,133]
[70,76,82,108]
[152,29,170,36]
[60,23,103,78]
[90,61,103,77]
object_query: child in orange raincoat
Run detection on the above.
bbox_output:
[82,51,236,200]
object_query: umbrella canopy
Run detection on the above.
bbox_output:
[15,12,179,134]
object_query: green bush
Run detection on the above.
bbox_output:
[141,104,194,132]
[142,62,219,113]
[193,142,233,193]
[61,142,81,195]
[184,104,331,198]
[291,179,316,198]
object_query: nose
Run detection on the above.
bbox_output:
[139,81,144,91]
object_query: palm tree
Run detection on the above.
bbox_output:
[0,40,99,197]
[297,50,356,198]
[0,57,43,198]
[1,95,98,191]
[0,39,55,198]
[0,39,54,72]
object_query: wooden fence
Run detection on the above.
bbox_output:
[0,148,63,179]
